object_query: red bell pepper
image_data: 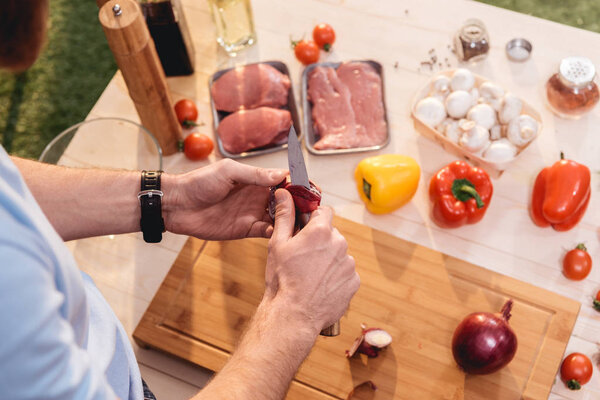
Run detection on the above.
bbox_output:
[530,153,590,231]
[429,161,493,228]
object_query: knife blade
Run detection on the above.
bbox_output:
[287,125,310,189]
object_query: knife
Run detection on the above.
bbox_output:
[287,125,341,337]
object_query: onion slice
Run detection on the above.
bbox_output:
[268,177,322,219]
[346,323,392,358]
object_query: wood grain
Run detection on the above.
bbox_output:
[134,216,579,399]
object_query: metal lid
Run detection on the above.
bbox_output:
[559,57,596,87]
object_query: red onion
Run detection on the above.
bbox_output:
[268,177,322,219]
[346,324,392,358]
[452,300,517,374]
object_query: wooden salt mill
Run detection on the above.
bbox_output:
[99,0,182,155]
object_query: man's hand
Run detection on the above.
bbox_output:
[264,189,360,334]
[163,159,287,241]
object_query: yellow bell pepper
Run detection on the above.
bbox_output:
[354,154,421,214]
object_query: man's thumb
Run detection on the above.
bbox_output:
[272,189,295,242]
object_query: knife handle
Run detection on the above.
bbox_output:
[297,212,341,337]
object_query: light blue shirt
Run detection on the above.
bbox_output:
[0,146,142,400]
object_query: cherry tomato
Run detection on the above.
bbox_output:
[561,352,593,390]
[174,99,198,127]
[313,23,336,51]
[183,133,213,161]
[293,40,320,65]
[593,290,600,312]
[563,243,592,281]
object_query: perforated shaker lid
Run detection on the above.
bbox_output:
[559,57,596,87]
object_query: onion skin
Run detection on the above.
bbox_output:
[268,177,322,219]
[452,300,518,375]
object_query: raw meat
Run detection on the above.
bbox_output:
[211,64,290,112]
[336,62,387,147]
[217,107,292,154]
[307,66,359,150]
[307,62,387,150]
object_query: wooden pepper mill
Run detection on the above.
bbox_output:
[99,0,182,155]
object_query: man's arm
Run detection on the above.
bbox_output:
[191,190,360,399]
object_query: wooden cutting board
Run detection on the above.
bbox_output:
[134,216,579,399]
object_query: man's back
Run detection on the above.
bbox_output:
[0,146,142,399]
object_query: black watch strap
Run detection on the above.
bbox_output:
[139,170,165,243]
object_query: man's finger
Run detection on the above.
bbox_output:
[222,160,287,187]
[271,189,295,243]
[308,205,333,226]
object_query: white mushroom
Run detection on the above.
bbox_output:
[415,97,447,128]
[445,90,472,119]
[506,115,539,147]
[435,117,454,134]
[450,68,475,92]
[470,88,480,107]
[459,125,490,154]
[483,138,517,163]
[430,75,451,97]
[458,118,476,132]
[479,82,505,101]
[444,120,462,144]
[467,103,497,130]
[498,93,523,125]
[490,124,503,140]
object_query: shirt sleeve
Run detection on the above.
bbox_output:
[0,235,118,400]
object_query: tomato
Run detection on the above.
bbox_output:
[560,352,593,390]
[563,243,592,281]
[313,23,336,51]
[183,133,213,160]
[293,40,320,65]
[174,99,198,127]
[594,290,600,312]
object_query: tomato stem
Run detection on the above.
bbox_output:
[575,243,587,252]
[560,151,565,160]
[323,43,331,52]
[593,299,600,312]
[177,140,184,152]
[566,379,581,390]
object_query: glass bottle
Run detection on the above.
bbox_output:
[546,57,599,119]
[208,0,256,54]
[140,0,195,76]
[454,19,490,63]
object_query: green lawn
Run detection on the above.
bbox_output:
[2,0,600,159]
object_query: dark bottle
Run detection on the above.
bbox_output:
[140,0,195,76]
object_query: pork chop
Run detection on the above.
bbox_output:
[336,62,387,147]
[217,107,292,154]
[307,66,359,150]
[211,64,290,112]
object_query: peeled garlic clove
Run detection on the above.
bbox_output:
[467,103,497,130]
[431,75,451,97]
[483,138,517,163]
[506,115,539,146]
[415,97,447,128]
[450,68,475,92]
[490,124,503,140]
[498,93,523,125]
[445,90,472,119]
[479,82,505,101]
[459,125,490,153]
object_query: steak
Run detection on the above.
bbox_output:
[217,107,292,154]
[307,62,387,150]
[211,64,290,112]
[336,62,387,147]
[307,66,359,150]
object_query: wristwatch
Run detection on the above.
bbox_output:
[138,170,165,243]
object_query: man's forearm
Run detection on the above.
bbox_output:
[12,157,177,241]
[193,297,318,400]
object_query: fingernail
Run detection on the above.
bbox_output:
[270,170,285,180]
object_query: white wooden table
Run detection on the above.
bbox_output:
[63,0,599,398]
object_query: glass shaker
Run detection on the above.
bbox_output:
[208,0,257,54]
[454,19,490,63]
[546,57,599,119]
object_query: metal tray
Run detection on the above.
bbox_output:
[301,60,390,155]
[208,61,301,158]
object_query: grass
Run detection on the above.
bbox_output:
[1,1,600,159]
